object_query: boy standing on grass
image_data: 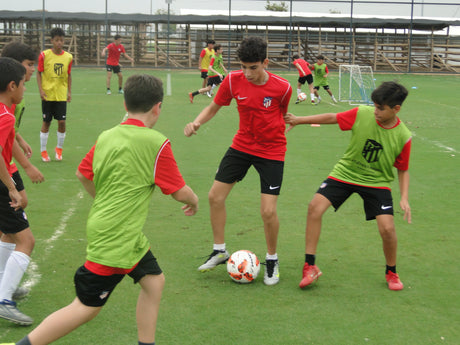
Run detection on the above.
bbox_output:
[292,54,316,104]
[284,81,412,291]
[102,34,134,95]
[0,57,34,326]
[189,44,228,103]
[0,42,45,306]
[310,55,337,104]
[184,37,292,286]
[3,74,199,345]
[37,27,73,162]
[198,39,215,88]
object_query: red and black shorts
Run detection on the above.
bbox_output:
[0,171,29,234]
[298,74,313,85]
[106,64,121,74]
[42,101,67,122]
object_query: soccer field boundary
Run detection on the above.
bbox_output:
[413,131,458,154]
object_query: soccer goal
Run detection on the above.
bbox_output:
[338,65,376,105]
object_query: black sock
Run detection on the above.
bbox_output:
[17,335,32,345]
[138,342,155,345]
[386,265,396,274]
[305,254,316,266]
[192,91,200,96]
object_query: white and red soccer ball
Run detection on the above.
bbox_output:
[298,92,307,102]
[227,250,260,283]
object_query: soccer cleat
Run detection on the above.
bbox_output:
[118,89,124,94]
[311,99,317,105]
[12,286,30,300]
[41,151,50,162]
[386,271,404,291]
[0,299,33,326]
[332,96,338,103]
[206,91,212,98]
[317,96,322,104]
[106,89,111,95]
[295,98,300,104]
[55,147,63,161]
[264,259,280,286]
[188,92,194,103]
[299,263,322,288]
[198,250,229,272]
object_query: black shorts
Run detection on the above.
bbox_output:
[74,250,162,307]
[314,85,330,91]
[215,147,284,195]
[207,75,224,87]
[42,101,67,122]
[106,64,121,74]
[201,71,208,79]
[0,171,29,234]
[317,178,394,221]
[298,75,313,85]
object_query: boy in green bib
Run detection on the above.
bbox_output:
[285,81,411,291]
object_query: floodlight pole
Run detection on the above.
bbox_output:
[42,0,45,50]
[349,0,354,64]
[288,0,293,71]
[228,0,232,70]
[166,0,172,69]
[408,0,415,73]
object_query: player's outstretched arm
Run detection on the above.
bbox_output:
[184,102,222,137]
[398,169,411,224]
[284,112,337,132]
[171,185,199,216]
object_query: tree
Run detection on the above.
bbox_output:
[265,1,288,12]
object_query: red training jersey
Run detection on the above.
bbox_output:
[105,43,126,66]
[293,59,312,77]
[0,103,17,176]
[214,70,292,161]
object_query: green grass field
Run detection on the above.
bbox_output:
[0,67,459,345]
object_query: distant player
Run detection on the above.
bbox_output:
[198,39,215,88]
[37,27,73,162]
[102,34,134,95]
[310,55,337,104]
[189,44,228,103]
[185,37,292,286]
[284,81,412,291]
[292,54,316,104]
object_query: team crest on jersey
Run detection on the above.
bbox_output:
[263,97,272,108]
[54,63,64,76]
[362,139,383,163]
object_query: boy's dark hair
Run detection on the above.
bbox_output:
[214,44,221,51]
[206,40,215,45]
[371,81,408,108]
[0,57,26,92]
[316,55,325,60]
[50,27,65,38]
[124,74,163,113]
[114,34,121,40]
[237,37,267,63]
[1,41,38,63]
[292,54,300,60]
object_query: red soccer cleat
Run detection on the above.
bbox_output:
[299,263,322,288]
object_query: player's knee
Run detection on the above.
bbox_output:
[260,205,277,222]
[307,200,325,219]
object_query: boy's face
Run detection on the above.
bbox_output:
[115,38,122,45]
[216,48,223,55]
[21,59,35,82]
[12,77,26,105]
[373,103,400,126]
[240,59,268,85]
[51,35,65,52]
[316,59,324,65]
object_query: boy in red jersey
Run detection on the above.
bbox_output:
[184,37,292,286]
[5,74,198,345]
[284,81,412,291]
[37,27,73,162]
[0,57,34,326]
[292,54,316,104]
[102,34,134,95]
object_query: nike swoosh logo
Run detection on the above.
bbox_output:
[237,96,248,100]
[381,205,393,210]
[269,185,280,190]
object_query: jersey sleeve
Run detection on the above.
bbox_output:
[154,141,186,195]
[78,145,95,181]
[38,52,45,72]
[0,116,15,150]
[213,74,233,106]
[200,49,206,58]
[336,108,358,131]
[280,84,293,114]
[325,66,329,73]
[394,138,412,171]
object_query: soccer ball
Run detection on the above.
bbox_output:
[227,250,260,283]
[298,92,307,102]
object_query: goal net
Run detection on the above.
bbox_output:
[338,65,376,105]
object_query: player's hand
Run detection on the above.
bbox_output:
[25,165,45,184]
[9,189,24,211]
[283,113,298,133]
[184,122,201,137]
[20,142,33,159]
[67,92,72,103]
[400,199,411,224]
[39,90,47,101]
[182,203,198,216]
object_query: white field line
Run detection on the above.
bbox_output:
[21,191,84,290]
[412,131,458,154]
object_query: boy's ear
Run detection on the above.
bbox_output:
[392,105,401,113]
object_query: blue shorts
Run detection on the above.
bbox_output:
[317,178,394,221]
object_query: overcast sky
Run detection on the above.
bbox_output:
[7,0,460,18]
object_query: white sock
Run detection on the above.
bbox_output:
[310,93,315,101]
[297,88,302,96]
[266,253,278,261]
[40,131,49,152]
[56,131,66,149]
[0,251,30,301]
[213,243,226,251]
[0,241,16,283]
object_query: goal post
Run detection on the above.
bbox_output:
[338,65,376,105]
